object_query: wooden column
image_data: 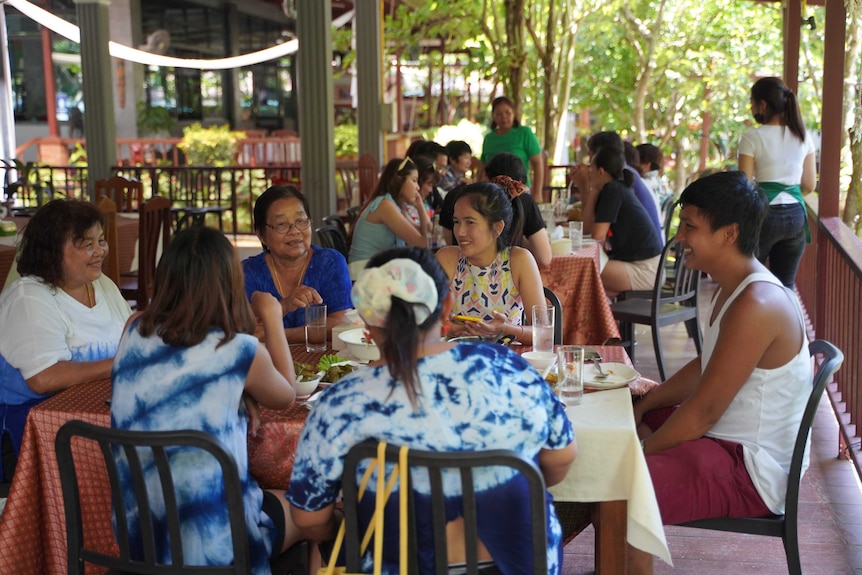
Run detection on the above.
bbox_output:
[355,0,384,166]
[783,0,802,91]
[296,0,336,221]
[819,0,846,218]
[75,0,117,200]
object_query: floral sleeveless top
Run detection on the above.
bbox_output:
[451,248,523,323]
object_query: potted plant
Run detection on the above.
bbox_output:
[1,159,51,211]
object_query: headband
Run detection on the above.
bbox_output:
[490,175,529,200]
[351,258,439,328]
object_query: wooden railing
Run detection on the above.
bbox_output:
[798,204,862,474]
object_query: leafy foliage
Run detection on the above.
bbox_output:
[178,123,244,166]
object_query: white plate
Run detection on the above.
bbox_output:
[584,362,640,389]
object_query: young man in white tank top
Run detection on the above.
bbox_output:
[628,171,811,575]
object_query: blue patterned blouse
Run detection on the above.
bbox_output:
[111,321,276,575]
[287,342,574,574]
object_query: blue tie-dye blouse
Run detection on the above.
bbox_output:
[287,342,574,574]
[111,321,276,575]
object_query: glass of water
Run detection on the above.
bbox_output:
[568,221,583,252]
[305,304,328,352]
[531,304,555,353]
[556,345,584,406]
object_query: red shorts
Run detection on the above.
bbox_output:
[642,407,772,525]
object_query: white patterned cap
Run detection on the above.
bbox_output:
[351,258,439,328]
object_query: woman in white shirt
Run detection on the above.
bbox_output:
[738,77,817,288]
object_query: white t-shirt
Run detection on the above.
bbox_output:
[738,125,816,204]
[0,274,131,381]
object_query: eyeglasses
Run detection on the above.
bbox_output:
[265,218,312,235]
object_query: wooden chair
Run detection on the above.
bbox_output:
[121,195,171,311]
[96,196,120,286]
[609,239,702,381]
[56,420,309,575]
[271,129,298,138]
[341,440,549,574]
[95,175,144,213]
[357,153,379,205]
[674,340,844,575]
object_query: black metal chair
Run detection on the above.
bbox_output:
[56,420,308,575]
[543,286,563,346]
[609,239,702,381]
[341,440,549,574]
[674,339,844,575]
[315,224,349,259]
[322,214,348,240]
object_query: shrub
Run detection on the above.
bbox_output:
[178,123,245,166]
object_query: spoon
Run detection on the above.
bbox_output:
[590,359,609,379]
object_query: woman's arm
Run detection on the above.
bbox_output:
[523,228,552,268]
[538,440,577,487]
[283,309,350,344]
[27,359,114,395]
[369,198,429,247]
[529,153,545,203]
[246,291,296,409]
[738,154,755,180]
[800,152,817,195]
[290,503,341,543]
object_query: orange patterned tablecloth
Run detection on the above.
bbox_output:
[539,243,619,345]
[0,346,325,575]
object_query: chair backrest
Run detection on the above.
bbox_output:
[650,239,700,314]
[96,175,144,213]
[543,286,563,345]
[357,153,379,205]
[341,440,548,574]
[661,198,679,242]
[96,196,121,285]
[315,224,349,258]
[56,420,250,575]
[322,214,348,240]
[138,196,172,308]
[785,340,843,518]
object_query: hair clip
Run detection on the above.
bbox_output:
[398,157,414,171]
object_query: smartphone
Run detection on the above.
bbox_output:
[453,315,483,323]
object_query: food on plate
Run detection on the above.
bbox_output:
[545,371,558,385]
[317,353,349,372]
[316,354,359,384]
[294,361,319,380]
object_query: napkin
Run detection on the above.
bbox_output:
[549,225,564,240]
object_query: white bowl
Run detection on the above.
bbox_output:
[338,328,381,361]
[522,351,557,372]
[295,372,324,397]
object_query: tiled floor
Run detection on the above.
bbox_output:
[561,278,862,574]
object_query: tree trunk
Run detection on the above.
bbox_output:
[504,0,527,106]
[842,12,861,233]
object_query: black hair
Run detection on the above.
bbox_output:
[366,157,418,209]
[750,77,807,142]
[489,96,521,130]
[17,199,105,288]
[624,141,641,174]
[592,146,634,188]
[455,181,522,250]
[636,144,664,172]
[484,152,527,184]
[445,140,472,161]
[252,185,310,250]
[364,246,449,407]
[587,131,624,154]
[679,171,767,257]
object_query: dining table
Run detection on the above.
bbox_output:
[0,344,664,575]
[0,215,139,292]
[539,240,619,345]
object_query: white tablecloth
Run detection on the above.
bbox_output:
[549,387,672,564]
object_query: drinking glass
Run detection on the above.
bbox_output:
[556,345,584,406]
[305,304,328,352]
[569,221,583,252]
[531,304,555,354]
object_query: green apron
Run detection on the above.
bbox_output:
[757,181,810,243]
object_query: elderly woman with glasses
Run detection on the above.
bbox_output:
[243,185,353,343]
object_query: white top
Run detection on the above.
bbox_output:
[703,272,811,514]
[738,125,816,204]
[0,274,131,380]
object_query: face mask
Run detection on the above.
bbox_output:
[753,113,766,124]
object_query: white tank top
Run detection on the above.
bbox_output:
[703,272,811,514]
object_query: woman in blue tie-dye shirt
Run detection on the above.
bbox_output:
[111,226,300,575]
[287,246,577,574]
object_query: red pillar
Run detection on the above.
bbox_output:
[783,0,802,91]
[819,0,846,219]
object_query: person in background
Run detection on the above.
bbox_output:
[112,226,300,574]
[738,76,816,289]
[479,96,545,202]
[287,246,576,574]
[581,146,663,294]
[571,131,663,239]
[349,158,432,277]
[243,185,352,344]
[636,143,673,212]
[629,172,811,575]
[415,154,444,215]
[0,199,132,483]
[439,140,473,194]
[439,153,552,267]
[436,182,545,344]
